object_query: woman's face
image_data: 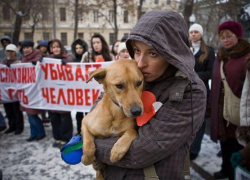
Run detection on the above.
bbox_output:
[92,37,102,53]
[220,30,238,49]
[133,40,169,82]
[189,30,202,42]
[75,44,84,55]
[6,50,16,58]
[23,46,33,56]
[114,41,120,54]
[119,49,130,59]
[52,42,61,55]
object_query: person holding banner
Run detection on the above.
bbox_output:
[91,10,206,179]
[80,33,113,63]
[49,39,74,148]
[210,21,250,180]
[71,38,89,134]
[21,40,46,141]
[2,44,24,135]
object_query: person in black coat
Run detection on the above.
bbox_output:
[189,23,215,160]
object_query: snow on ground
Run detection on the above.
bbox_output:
[0,108,206,180]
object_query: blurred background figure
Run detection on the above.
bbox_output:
[1,44,24,135]
[111,40,120,60]
[0,36,11,62]
[188,23,215,160]
[211,21,250,180]
[117,42,130,60]
[37,40,49,57]
[21,40,46,141]
[71,38,88,134]
[81,33,113,62]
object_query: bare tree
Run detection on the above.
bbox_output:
[0,0,31,45]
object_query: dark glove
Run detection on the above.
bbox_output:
[61,59,67,65]
[6,62,11,68]
[230,152,243,168]
[38,57,43,63]
[31,61,37,65]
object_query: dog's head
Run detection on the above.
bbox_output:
[87,59,144,118]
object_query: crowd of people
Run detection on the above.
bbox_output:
[0,10,249,180]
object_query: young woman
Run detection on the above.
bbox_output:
[188,23,215,160]
[111,40,120,60]
[21,40,46,141]
[91,10,206,179]
[71,38,88,134]
[49,39,74,148]
[211,21,250,180]
[80,33,113,62]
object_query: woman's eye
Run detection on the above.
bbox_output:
[150,52,157,57]
[136,81,142,87]
[116,84,124,90]
[134,48,140,54]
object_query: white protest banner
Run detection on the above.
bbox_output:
[235,165,250,180]
[0,58,112,112]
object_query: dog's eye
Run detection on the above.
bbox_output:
[136,81,142,87]
[116,84,124,89]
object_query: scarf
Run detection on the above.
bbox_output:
[145,65,178,101]
[217,39,250,61]
[190,41,201,55]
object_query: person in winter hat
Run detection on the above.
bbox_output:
[211,20,250,180]
[37,40,49,56]
[92,10,206,179]
[1,44,24,135]
[188,23,215,160]
[117,42,130,59]
[0,35,11,62]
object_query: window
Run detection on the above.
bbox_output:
[109,10,114,22]
[78,33,84,39]
[154,0,159,4]
[93,10,98,22]
[124,11,128,23]
[42,8,49,21]
[166,0,171,5]
[109,33,115,45]
[3,5,10,20]
[60,8,66,21]
[61,32,67,45]
[4,32,11,37]
[43,32,50,41]
[24,33,33,41]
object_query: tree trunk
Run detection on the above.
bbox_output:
[73,0,79,40]
[113,0,118,41]
[12,0,27,45]
[182,0,194,27]
[137,0,143,20]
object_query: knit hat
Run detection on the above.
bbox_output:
[218,21,243,38]
[22,40,34,48]
[189,23,203,36]
[5,44,18,54]
[117,42,127,54]
[37,40,48,49]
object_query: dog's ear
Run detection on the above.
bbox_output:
[87,68,106,84]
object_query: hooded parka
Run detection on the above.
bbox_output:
[93,10,207,180]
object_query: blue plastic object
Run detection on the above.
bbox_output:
[61,135,83,165]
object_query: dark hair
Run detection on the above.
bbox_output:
[22,40,34,48]
[111,40,120,56]
[198,38,209,64]
[50,39,66,58]
[91,33,112,61]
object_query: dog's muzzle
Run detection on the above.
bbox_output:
[130,106,142,117]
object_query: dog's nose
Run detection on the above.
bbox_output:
[130,107,142,117]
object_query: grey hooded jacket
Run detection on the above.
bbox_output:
[94,10,206,180]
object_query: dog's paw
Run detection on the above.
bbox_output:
[81,155,95,165]
[93,161,106,171]
[110,148,126,163]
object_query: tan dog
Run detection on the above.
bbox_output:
[81,59,144,179]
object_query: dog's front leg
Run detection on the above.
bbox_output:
[81,124,96,165]
[110,129,137,163]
